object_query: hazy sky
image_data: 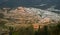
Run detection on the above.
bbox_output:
[0,0,60,10]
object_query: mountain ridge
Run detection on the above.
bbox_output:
[0,7,60,24]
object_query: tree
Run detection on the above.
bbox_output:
[56,22,60,35]
[43,25,48,35]
[9,26,13,35]
[37,25,40,35]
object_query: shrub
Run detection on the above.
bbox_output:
[0,13,4,18]
[19,25,34,35]
[8,24,34,35]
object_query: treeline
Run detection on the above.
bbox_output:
[1,23,60,35]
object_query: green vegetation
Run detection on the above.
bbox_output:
[0,13,4,18]
[9,26,14,35]
[8,24,35,35]
[43,26,48,35]
[0,22,60,35]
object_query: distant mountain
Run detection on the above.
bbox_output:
[0,7,60,24]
